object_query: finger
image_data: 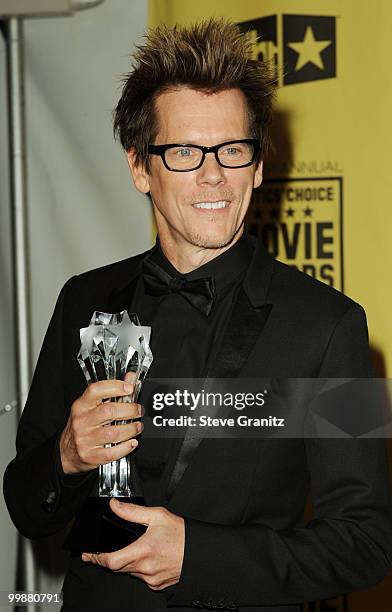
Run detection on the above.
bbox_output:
[82,542,143,571]
[82,552,107,567]
[92,420,143,446]
[82,380,134,408]
[86,438,138,467]
[95,438,139,464]
[95,401,143,425]
[109,499,152,526]
[124,371,137,386]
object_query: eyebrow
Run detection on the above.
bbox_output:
[156,137,250,145]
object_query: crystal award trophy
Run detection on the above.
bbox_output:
[78,310,153,498]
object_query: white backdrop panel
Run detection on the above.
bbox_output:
[1,0,149,604]
[26,0,151,358]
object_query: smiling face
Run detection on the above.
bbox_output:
[127,87,263,268]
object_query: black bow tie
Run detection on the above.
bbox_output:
[142,256,216,316]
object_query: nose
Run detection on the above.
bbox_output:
[196,151,227,187]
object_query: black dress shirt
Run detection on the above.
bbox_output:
[132,231,255,379]
[131,232,255,503]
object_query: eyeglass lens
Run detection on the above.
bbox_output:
[164,141,255,170]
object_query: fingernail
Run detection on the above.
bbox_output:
[131,439,138,449]
[124,383,133,394]
[82,554,88,561]
[137,421,143,434]
[138,404,144,417]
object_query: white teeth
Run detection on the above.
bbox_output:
[193,201,228,209]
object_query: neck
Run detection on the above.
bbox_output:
[157,228,244,273]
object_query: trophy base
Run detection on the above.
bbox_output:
[63,496,147,554]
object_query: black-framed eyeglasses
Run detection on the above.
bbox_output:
[148,139,260,172]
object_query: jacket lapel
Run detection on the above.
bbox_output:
[107,274,140,313]
[166,239,275,501]
[207,289,272,379]
[106,253,162,502]
[106,247,153,313]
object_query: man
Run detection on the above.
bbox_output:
[4,18,392,612]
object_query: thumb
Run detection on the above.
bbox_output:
[124,371,136,387]
[109,498,151,526]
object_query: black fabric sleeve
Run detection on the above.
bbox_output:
[3,278,97,539]
[165,303,392,608]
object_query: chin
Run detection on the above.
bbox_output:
[185,227,241,250]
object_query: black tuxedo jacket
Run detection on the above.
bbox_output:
[4,240,392,612]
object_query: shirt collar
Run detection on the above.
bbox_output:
[151,232,255,294]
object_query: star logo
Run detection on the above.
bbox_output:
[285,207,295,218]
[288,26,332,71]
[303,207,313,217]
[239,14,336,87]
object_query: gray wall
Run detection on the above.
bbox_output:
[1,0,150,605]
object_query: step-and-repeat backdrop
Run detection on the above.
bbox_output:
[149,1,392,610]
[149,0,392,379]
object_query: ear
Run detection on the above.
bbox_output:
[253,159,263,189]
[126,149,150,194]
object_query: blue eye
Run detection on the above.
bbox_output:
[226,147,240,155]
[178,148,192,157]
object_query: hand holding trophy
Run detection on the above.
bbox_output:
[61,310,153,553]
[76,310,153,497]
